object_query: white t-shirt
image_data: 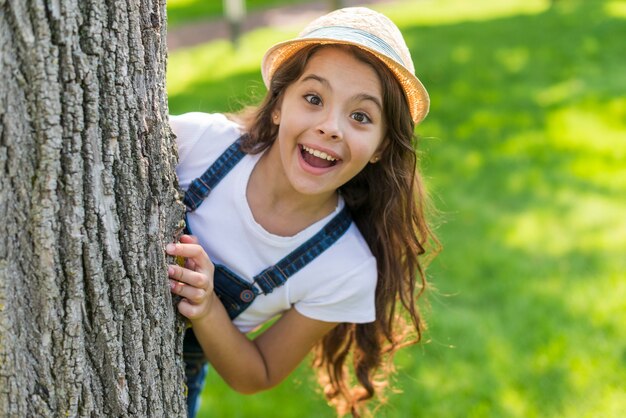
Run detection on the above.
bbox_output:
[171,112,377,333]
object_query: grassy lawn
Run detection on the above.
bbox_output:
[167,0,312,27]
[167,0,626,416]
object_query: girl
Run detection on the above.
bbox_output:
[167,7,437,417]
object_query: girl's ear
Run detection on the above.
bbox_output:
[370,137,389,164]
[272,110,281,125]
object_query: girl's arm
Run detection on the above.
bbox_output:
[167,236,337,394]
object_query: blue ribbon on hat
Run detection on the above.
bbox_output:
[301,26,407,69]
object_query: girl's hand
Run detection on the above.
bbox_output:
[166,234,216,320]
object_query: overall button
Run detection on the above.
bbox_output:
[240,289,255,302]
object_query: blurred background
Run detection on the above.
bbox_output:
[166,0,626,416]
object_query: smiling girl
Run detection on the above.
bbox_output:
[167,7,438,417]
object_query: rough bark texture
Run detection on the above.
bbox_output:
[0,0,186,416]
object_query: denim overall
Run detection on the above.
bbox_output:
[182,136,352,417]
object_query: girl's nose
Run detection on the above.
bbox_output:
[316,110,342,140]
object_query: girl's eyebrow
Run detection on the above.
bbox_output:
[301,73,329,88]
[300,74,382,111]
[354,93,382,112]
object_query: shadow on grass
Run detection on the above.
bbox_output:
[168,1,626,417]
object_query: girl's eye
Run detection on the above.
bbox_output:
[351,112,371,124]
[304,94,322,106]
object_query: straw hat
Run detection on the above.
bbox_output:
[261,7,429,124]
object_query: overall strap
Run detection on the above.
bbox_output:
[253,205,353,294]
[183,135,247,212]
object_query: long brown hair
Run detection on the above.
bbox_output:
[234,44,439,416]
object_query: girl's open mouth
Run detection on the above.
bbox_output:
[299,144,339,169]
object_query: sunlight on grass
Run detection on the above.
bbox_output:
[381,0,548,26]
[494,47,530,74]
[605,0,626,18]
[499,386,527,417]
[534,79,586,106]
[167,41,234,95]
[167,27,294,99]
[168,0,196,6]
[546,100,626,157]
[503,193,626,255]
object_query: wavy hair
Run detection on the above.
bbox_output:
[233,44,439,417]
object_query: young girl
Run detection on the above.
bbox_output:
[166,7,437,417]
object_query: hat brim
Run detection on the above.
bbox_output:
[261,38,430,124]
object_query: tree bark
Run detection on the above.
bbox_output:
[0,0,186,416]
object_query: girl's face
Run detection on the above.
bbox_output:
[272,47,386,200]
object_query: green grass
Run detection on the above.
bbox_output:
[167,0,626,416]
[167,0,312,27]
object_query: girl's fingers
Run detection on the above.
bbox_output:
[167,264,211,290]
[169,280,208,304]
[167,235,215,319]
[168,235,202,271]
[166,242,213,272]
[177,298,208,319]
[185,258,197,272]
[179,234,199,244]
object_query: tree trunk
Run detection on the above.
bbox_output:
[0,0,186,416]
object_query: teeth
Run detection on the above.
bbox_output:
[302,145,337,161]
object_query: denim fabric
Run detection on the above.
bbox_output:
[212,205,351,318]
[185,362,208,418]
[253,206,352,294]
[212,264,260,319]
[183,330,209,418]
[183,136,247,212]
